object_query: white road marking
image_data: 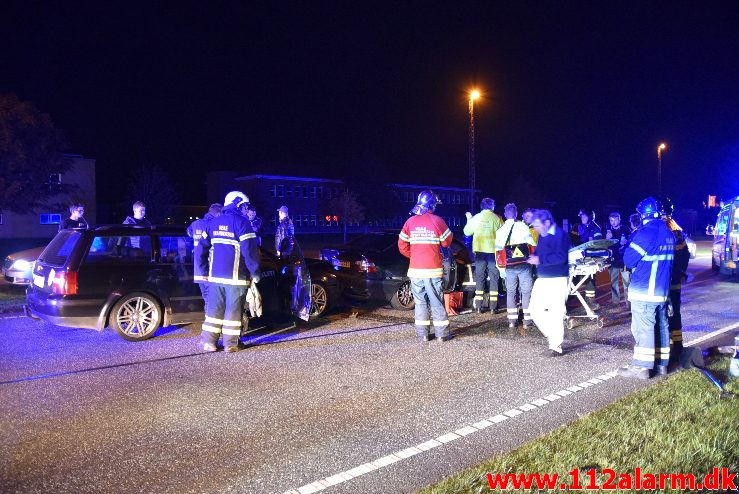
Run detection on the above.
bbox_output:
[685,321,739,348]
[282,370,626,493]
[0,315,24,320]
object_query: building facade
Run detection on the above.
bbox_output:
[206,171,477,235]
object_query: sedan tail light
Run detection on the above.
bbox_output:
[354,256,377,273]
[51,270,78,295]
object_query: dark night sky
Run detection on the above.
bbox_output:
[3,1,739,215]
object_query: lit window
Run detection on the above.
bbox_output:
[277,185,285,197]
[286,186,293,198]
[310,215,316,226]
[269,185,277,197]
[40,213,61,225]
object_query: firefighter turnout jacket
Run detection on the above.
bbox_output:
[196,205,261,286]
[463,210,504,253]
[623,219,675,303]
[398,212,453,278]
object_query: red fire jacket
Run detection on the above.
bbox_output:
[398,212,453,278]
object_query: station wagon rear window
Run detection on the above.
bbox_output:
[39,231,82,267]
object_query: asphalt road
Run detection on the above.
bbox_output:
[1,244,737,494]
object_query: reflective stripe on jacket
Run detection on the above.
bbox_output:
[623,219,675,303]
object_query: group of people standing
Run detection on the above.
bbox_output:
[399,190,689,379]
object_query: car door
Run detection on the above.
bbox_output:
[155,235,203,315]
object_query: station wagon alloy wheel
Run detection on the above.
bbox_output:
[310,282,328,317]
[110,293,162,341]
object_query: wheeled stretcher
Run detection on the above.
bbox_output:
[565,240,617,329]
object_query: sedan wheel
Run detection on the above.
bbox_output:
[110,292,162,341]
[310,282,329,317]
[390,281,415,310]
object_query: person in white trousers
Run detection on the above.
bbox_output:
[527,209,571,356]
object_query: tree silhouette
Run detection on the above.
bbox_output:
[124,163,181,223]
[0,93,70,213]
[328,189,365,243]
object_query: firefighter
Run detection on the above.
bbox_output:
[196,191,261,353]
[463,198,504,313]
[188,203,223,313]
[398,190,454,342]
[660,197,689,366]
[619,197,674,379]
[575,208,603,304]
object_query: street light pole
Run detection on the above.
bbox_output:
[657,142,666,197]
[468,89,480,213]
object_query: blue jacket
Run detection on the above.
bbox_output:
[536,225,570,278]
[275,218,295,254]
[577,221,603,244]
[623,219,674,303]
[196,206,260,286]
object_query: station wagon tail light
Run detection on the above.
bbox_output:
[354,256,377,273]
[51,270,78,295]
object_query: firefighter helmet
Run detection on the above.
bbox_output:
[410,190,441,215]
[636,196,662,220]
[659,197,674,217]
[224,191,249,207]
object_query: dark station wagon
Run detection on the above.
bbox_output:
[26,225,312,340]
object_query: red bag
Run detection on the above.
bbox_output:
[495,249,507,268]
[444,291,464,315]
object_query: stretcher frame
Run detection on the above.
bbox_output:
[565,260,608,329]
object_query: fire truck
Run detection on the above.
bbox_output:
[709,196,739,275]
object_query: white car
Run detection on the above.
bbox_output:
[685,235,696,259]
[2,247,44,285]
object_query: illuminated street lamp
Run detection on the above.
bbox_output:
[468,89,481,212]
[657,142,667,197]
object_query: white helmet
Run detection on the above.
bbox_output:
[224,191,249,207]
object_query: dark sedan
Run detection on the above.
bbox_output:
[318,232,477,310]
[26,225,312,340]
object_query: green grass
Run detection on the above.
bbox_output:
[0,287,25,313]
[418,359,739,493]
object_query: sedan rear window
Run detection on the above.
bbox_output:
[39,231,82,267]
[86,236,152,263]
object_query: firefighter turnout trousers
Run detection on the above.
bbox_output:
[411,277,449,339]
[630,301,670,369]
[474,252,500,310]
[201,285,247,349]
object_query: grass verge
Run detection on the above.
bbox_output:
[0,286,25,314]
[418,358,739,493]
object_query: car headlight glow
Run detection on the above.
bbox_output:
[11,259,32,271]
